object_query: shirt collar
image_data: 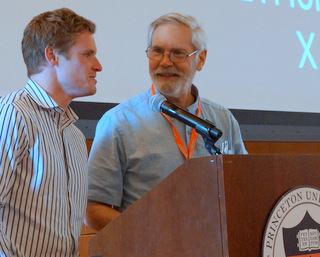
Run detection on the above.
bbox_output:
[24,79,79,122]
[152,84,200,112]
[187,85,200,114]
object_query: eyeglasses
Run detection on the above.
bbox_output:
[145,48,198,63]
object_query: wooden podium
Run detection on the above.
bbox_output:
[88,154,320,257]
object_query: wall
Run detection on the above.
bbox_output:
[1,0,320,113]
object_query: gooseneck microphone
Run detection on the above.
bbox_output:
[149,94,222,155]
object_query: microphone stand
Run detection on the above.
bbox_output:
[195,122,221,155]
[189,116,222,155]
[203,136,221,155]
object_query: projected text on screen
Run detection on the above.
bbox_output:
[239,0,319,70]
[240,0,320,10]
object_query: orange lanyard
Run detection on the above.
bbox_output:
[151,84,201,160]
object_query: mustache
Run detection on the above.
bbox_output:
[154,68,184,76]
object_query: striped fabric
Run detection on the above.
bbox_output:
[0,79,88,257]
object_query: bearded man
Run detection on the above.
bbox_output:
[85,13,247,231]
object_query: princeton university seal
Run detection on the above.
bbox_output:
[262,186,320,257]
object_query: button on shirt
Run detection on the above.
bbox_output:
[88,86,247,212]
[0,79,88,257]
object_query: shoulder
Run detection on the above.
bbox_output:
[99,90,151,120]
[0,89,26,106]
[0,89,30,118]
[0,87,52,133]
[0,90,31,145]
[200,97,232,115]
[199,97,240,128]
[94,90,153,137]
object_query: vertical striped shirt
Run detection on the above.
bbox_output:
[0,79,88,257]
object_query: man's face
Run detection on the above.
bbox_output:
[149,23,201,98]
[55,31,102,99]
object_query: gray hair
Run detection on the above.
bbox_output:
[147,13,208,52]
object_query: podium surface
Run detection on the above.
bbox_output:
[88,154,320,257]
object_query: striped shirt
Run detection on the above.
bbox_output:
[0,79,88,257]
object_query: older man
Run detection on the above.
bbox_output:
[85,13,247,231]
[0,8,102,256]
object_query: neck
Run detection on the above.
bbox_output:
[165,92,195,109]
[31,72,71,110]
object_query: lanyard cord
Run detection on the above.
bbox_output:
[151,85,201,160]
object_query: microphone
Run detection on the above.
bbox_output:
[149,94,223,151]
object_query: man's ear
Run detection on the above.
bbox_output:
[196,49,207,71]
[45,46,58,66]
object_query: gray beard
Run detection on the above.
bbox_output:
[150,68,197,98]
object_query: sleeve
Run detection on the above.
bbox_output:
[87,112,126,207]
[229,113,248,154]
[0,103,27,256]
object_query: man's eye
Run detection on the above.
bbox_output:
[151,48,163,54]
[84,52,93,58]
[172,51,185,57]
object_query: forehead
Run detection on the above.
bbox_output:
[70,31,97,52]
[151,23,194,50]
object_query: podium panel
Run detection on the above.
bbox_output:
[88,154,320,257]
[89,156,226,257]
[221,154,320,256]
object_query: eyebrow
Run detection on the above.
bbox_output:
[151,46,188,52]
[82,49,96,55]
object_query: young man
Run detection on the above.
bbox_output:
[0,8,102,256]
[86,13,247,231]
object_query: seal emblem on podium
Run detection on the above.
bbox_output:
[262,186,320,257]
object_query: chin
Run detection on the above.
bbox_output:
[80,89,97,98]
[155,83,181,97]
[88,89,97,96]
[88,84,97,95]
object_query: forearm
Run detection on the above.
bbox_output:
[85,200,121,231]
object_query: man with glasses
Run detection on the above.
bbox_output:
[85,13,247,231]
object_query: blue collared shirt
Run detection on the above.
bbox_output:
[88,86,247,212]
